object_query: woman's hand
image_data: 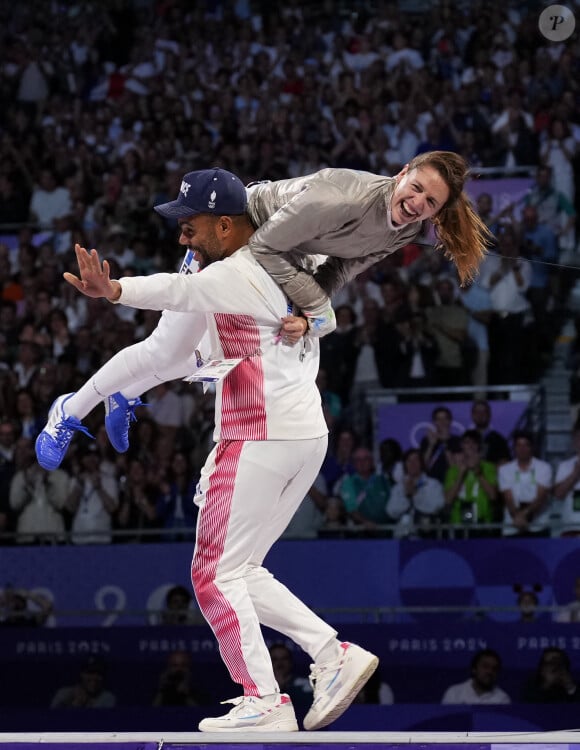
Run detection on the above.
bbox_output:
[277,315,308,345]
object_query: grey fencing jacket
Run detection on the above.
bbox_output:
[246,168,424,311]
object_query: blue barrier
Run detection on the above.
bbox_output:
[2,539,580,627]
[1,623,579,710]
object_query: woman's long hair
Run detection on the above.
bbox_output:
[407,151,493,285]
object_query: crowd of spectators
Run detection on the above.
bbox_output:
[0,0,580,542]
[287,399,580,540]
[40,644,580,708]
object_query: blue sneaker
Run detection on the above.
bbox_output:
[104,392,143,453]
[35,393,92,470]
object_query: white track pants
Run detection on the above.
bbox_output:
[191,435,336,697]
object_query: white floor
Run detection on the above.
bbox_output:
[0,731,579,745]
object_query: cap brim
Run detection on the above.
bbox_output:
[153,201,201,218]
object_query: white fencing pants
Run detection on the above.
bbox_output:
[69,309,208,419]
[191,435,336,697]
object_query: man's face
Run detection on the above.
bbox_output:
[461,436,480,461]
[178,215,227,269]
[405,451,422,477]
[436,280,455,304]
[498,229,518,257]
[514,437,533,462]
[537,168,551,188]
[433,410,451,432]
[353,449,374,475]
[471,402,490,429]
[523,207,537,229]
[390,165,450,226]
[167,652,190,675]
[0,424,15,448]
[476,194,492,216]
[81,670,104,696]
[472,655,499,691]
[270,647,293,680]
[168,592,190,611]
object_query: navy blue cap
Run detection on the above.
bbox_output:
[154,168,247,219]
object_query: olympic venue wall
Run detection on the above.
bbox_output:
[1,539,580,730]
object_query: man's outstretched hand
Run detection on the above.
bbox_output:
[63,244,122,301]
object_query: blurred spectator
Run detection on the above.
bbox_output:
[282,472,328,540]
[13,341,42,389]
[332,271,383,321]
[316,367,343,429]
[499,430,553,537]
[116,458,160,542]
[515,586,542,623]
[0,173,29,225]
[523,165,576,256]
[392,307,439,389]
[0,585,52,627]
[127,416,161,468]
[50,656,117,708]
[69,325,101,376]
[378,437,403,485]
[156,450,198,541]
[479,224,533,385]
[14,387,44,440]
[441,649,511,705]
[491,97,538,168]
[152,650,208,707]
[103,224,135,270]
[350,298,393,397]
[28,169,72,230]
[320,428,357,493]
[9,438,71,544]
[519,205,559,358]
[354,666,394,705]
[554,575,580,623]
[420,405,461,483]
[269,643,312,709]
[521,648,580,703]
[458,279,493,396]
[0,419,18,535]
[46,308,74,361]
[569,316,580,407]
[387,447,445,539]
[520,205,558,303]
[425,276,470,387]
[552,422,580,537]
[444,429,499,535]
[339,447,391,534]
[379,276,407,325]
[67,443,119,545]
[540,119,576,207]
[158,584,200,626]
[319,304,358,404]
[475,192,502,238]
[469,399,512,467]
[317,495,350,539]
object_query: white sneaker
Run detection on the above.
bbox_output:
[198,693,298,732]
[35,393,92,470]
[303,642,379,731]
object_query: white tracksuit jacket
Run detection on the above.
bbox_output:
[116,248,328,442]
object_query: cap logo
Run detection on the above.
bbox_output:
[208,190,216,209]
[180,180,191,197]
